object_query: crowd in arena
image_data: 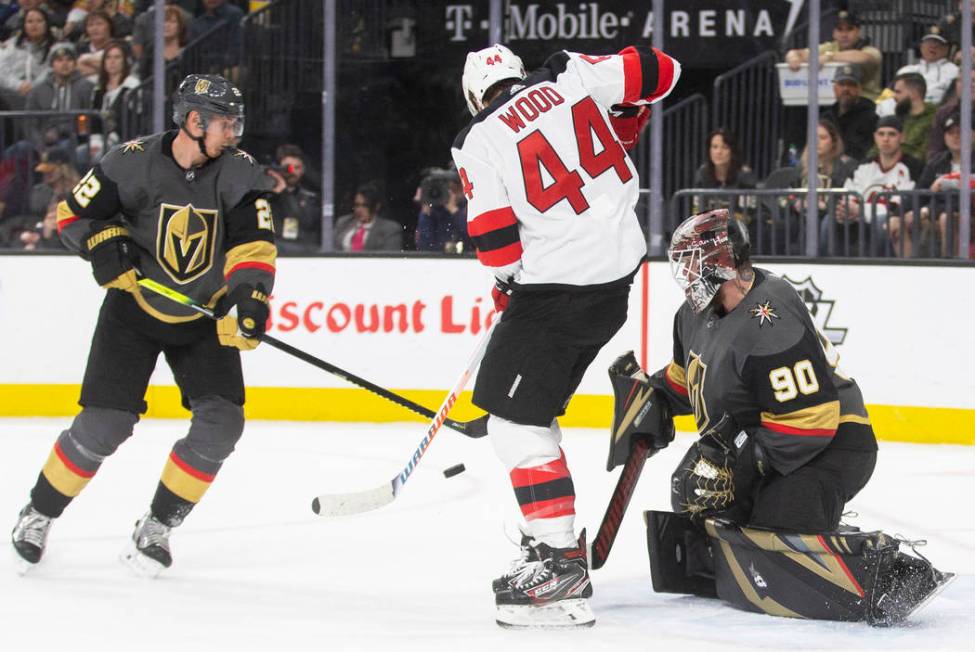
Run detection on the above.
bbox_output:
[0,1,973,258]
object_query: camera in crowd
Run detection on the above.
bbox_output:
[419,167,459,207]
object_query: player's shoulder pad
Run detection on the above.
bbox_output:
[740,270,810,356]
[223,147,273,188]
[98,133,159,179]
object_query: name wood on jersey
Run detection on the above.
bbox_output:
[498,86,566,133]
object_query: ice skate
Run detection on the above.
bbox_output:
[495,530,595,628]
[119,511,172,578]
[11,503,53,572]
[492,529,540,593]
[868,544,956,627]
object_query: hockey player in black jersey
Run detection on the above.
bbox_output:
[11,74,282,576]
[604,209,952,624]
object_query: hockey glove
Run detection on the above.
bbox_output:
[215,284,269,350]
[670,413,767,519]
[82,223,139,293]
[491,277,513,312]
[608,104,650,151]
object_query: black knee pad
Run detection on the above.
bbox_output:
[184,395,245,463]
[69,407,139,458]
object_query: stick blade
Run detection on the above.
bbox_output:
[311,483,396,517]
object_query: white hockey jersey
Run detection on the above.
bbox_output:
[451,47,680,289]
[842,155,918,223]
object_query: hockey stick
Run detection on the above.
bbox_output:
[135,277,488,438]
[590,434,652,570]
[310,316,497,517]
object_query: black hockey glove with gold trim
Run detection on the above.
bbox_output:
[82,223,139,293]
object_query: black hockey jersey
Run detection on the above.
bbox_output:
[650,269,875,476]
[57,131,277,322]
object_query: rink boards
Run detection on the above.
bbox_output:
[0,255,972,444]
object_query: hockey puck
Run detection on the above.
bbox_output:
[443,463,466,478]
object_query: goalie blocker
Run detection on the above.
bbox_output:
[644,510,955,626]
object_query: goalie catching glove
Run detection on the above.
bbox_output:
[671,412,768,518]
[215,284,269,350]
[82,223,139,293]
[606,351,674,471]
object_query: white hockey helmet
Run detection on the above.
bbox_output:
[462,44,526,116]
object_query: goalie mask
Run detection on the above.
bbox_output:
[462,44,526,116]
[668,209,750,313]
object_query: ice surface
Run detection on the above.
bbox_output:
[1,419,972,651]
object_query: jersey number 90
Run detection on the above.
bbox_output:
[769,360,819,402]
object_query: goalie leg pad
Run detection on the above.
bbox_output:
[644,510,718,598]
[702,517,954,624]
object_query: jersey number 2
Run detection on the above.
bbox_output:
[517,97,633,214]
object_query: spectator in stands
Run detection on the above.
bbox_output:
[189,0,243,70]
[0,147,75,246]
[63,1,131,42]
[884,73,938,162]
[75,10,116,80]
[25,41,94,149]
[1,0,55,42]
[414,173,470,254]
[26,41,93,111]
[690,128,757,224]
[891,111,975,257]
[0,7,54,109]
[800,119,857,190]
[897,26,958,106]
[939,0,975,61]
[823,116,921,255]
[785,10,884,101]
[130,0,189,62]
[822,64,877,161]
[334,184,403,252]
[928,68,975,160]
[91,39,138,148]
[18,195,66,250]
[268,144,322,253]
[136,3,187,79]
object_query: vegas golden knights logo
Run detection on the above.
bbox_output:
[194,78,211,95]
[686,351,711,431]
[156,203,218,284]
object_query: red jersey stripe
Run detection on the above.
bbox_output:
[168,451,216,482]
[509,451,569,488]
[762,421,836,437]
[225,261,276,280]
[619,46,643,104]
[54,441,95,478]
[650,48,676,101]
[521,497,576,520]
[665,368,688,397]
[56,216,79,234]
[468,206,517,238]
[477,241,523,267]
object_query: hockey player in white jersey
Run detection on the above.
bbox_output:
[451,43,680,628]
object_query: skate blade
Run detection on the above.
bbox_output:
[12,549,38,577]
[903,571,957,622]
[496,598,595,629]
[118,540,166,579]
